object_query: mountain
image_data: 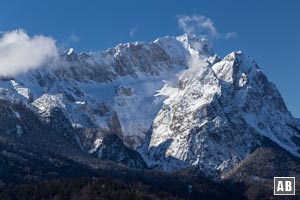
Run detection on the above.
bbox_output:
[141,49,300,177]
[0,33,299,183]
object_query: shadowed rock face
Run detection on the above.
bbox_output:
[0,100,97,185]
[0,98,147,176]
[0,100,23,135]
[97,133,147,168]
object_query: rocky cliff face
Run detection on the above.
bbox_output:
[0,34,299,176]
[141,50,300,177]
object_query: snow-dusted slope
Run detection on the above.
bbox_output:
[1,34,299,176]
[0,34,202,150]
[141,50,300,176]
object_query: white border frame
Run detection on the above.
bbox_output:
[274,177,295,195]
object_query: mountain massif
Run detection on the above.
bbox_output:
[1,34,300,199]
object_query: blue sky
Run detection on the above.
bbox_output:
[0,0,299,117]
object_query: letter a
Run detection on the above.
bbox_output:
[277,181,284,192]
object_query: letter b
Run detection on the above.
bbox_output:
[285,181,292,191]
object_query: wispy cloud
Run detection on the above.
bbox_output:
[59,32,80,50]
[177,15,237,40]
[68,32,80,43]
[224,32,238,39]
[177,15,218,38]
[130,27,138,39]
[0,29,58,76]
[176,15,238,79]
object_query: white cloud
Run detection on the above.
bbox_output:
[130,27,138,38]
[58,32,80,50]
[177,15,219,38]
[177,15,238,40]
[224,32,238,39]
[68,32,80,43]
[0,29,58,76]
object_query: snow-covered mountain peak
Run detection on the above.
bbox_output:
[51,34,213,82]
[211,51,259,86]
[176,34,213,57]
[65,48,75,56]
[139,43,300,175]
[62,47,78,62]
